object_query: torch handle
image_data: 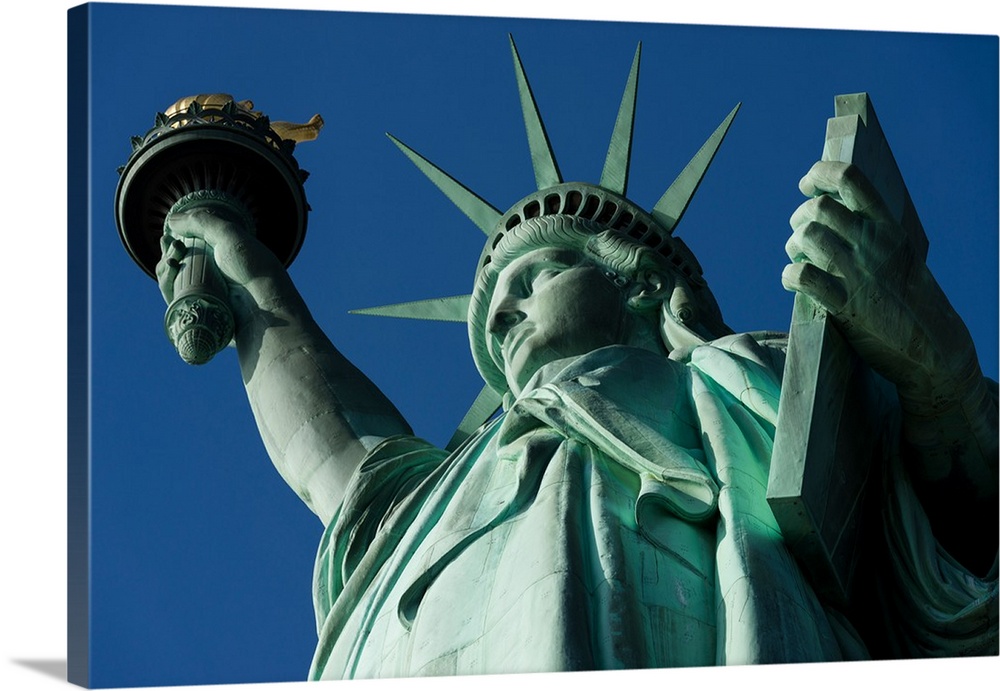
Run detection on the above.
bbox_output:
[162,190,255,365]
[163,237,235,365]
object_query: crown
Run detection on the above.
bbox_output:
[353,37,739,449]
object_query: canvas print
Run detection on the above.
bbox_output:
[68,2,998,688]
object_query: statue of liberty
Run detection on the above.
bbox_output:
[153,38,997,678]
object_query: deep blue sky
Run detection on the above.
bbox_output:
[77,3,997,688]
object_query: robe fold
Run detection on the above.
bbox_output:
[309,335,997,680]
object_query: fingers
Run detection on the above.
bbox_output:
[164,205,245,245]
[790,193,863,249]
[163,207,212,242]
[781,261,848,314]
[798,160,892,223]
[785,219,858,282]
[156,235,188,302]
[787,191,867,292]
[159,234,187,260]
[785,195,851,313]
[162,207,255,286]
[159,205,284,303]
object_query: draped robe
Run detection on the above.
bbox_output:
[309,335,998,680]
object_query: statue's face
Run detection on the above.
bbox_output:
[486,246,631,394]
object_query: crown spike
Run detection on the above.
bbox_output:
[387,134,502,235]
[651,102,741,234]
[350,294,471,323]
[599,43,641,196]
[509,35,563,190]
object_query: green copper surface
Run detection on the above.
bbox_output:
[509,35,562,190]
[599,43,641,195]
[350,294,471,322]
[650,102,741,233]
[444,384,503,451]
[387,134,502,235]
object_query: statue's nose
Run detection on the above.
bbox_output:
[488,304,525,337]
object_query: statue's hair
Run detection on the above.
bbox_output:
[489,216,681,283]
[488,216,669,286]
[490,215,726,323]
[490,215,610,270]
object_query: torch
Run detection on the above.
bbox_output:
[115,95,320,364]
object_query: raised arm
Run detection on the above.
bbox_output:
[783,160,998,571]
[159,202,413,525]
